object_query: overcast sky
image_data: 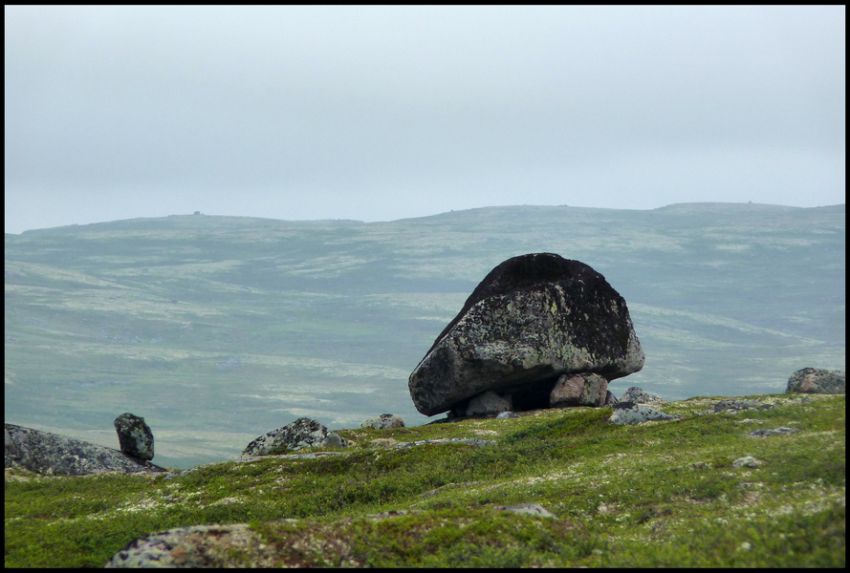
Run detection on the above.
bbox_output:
[4,5,846,233]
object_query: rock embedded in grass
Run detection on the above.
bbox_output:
[608,402,678,425]
[242,417,347,457]
[113,412,154,461]
[408,253,645,417]
[732,455,763,468]
[786,367,845,394]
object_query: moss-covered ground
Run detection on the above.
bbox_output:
[4,393,845,567]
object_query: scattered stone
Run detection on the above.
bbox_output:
[786,368,845,394]
[549,373,608,407]
[712,400,774,414]
[732,455,763,468]
[496,411,519,419]
[494,503,556,518]
[105,524,273,568]
[619,386,665,404]
[114,413,155,461]
[408,253,645,416]
[749,427,798,437]
[360,414,405,430]
[465,391,513,417]
[5,423,166,476]
[392,438,495,450]
[608,402,678,425]
[242,417,347,457]
[604,390,620,406]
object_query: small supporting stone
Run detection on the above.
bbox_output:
[549,372,608,407]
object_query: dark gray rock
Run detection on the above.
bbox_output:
[549,372,608,407]
[786,367,845,394]
[713,400,774,414]
[4,423,166,476]
[620,386,665,404]
[604,390,620,406]
[408,253,644,416]
[114,412,154,461]
[360,413,405,430]
[242,417,347,457]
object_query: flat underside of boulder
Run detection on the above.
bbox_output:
[409,253,644,416]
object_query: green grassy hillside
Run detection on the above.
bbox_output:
[4,393,844,567]
[4,203,845,468]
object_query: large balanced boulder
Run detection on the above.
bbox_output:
[409,253,644,416]
[243,417,347,457]
[786,368,845,394]
[5,423,166,475]
[114,412,154,461]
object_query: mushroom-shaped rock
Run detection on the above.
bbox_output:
[113,413,154,461]
[408,253,644,416]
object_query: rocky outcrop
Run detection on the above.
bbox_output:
[114,413,154,461]
[619,386,665,405]
[408,253,644,416]
[786,368,845,394]
[360,414,405,430]
[242,417,347,457]
[4,423,166,476]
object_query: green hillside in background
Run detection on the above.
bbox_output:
[4,203,845,468]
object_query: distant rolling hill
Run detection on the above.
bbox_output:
[4,203,845,468]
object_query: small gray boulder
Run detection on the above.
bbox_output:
[361,414,405,430]
[619,386,665,405]
[609,402,678,425]
[549,372,608,407]
[243,417,347,457]
[114,413,154,461]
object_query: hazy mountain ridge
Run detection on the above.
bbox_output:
[4,203,845,468]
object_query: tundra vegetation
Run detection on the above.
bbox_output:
[4,393,844,567]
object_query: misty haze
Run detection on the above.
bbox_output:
[4,5,845,569]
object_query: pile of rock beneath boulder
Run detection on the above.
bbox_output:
[408,253,645,418]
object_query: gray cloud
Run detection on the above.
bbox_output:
[4,5,845,232]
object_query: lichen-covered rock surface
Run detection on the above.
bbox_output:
[4,423,166,475]
[786,367,845,394]
[409,253,644,415]
[242,417,347,457]
[113,413,155,461]
[360,414,405,430]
